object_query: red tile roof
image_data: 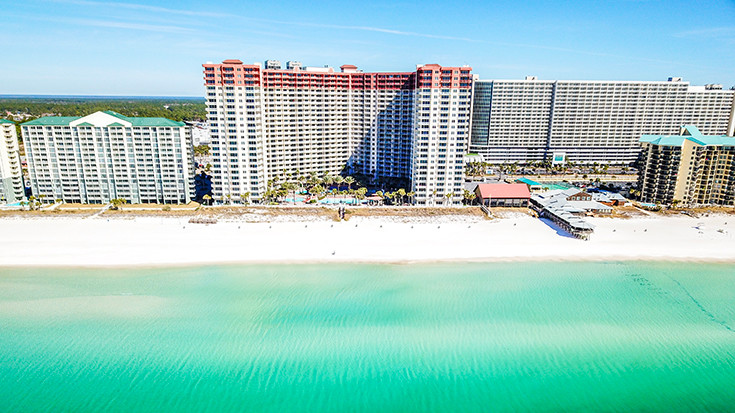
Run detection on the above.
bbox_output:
[475,183,531,199]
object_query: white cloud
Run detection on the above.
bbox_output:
[56,17,197,34]
[674,27,735,38]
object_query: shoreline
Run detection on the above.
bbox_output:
[3,256,735,270]
[1,213,733,268]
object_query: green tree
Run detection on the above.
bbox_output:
[309,184,325,199]
[462,189,476,205]
[110,198,127,210]
[344,176,355,192]
[396,188,406,205]
[375,190,384,205]
[356,187,368,200]
[334,175,344,191]
[193,144,210,156]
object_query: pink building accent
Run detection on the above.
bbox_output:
[203,62,472,90]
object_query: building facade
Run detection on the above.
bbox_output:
[638,125,735,206]
[0,119,24,203]
[22,111,194,204]
[471,77,735,164]
[202,60,472,205]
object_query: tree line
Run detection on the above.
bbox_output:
[1,97,206,122]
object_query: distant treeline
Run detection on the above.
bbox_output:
[0,97,207,123]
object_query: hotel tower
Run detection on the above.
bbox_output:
[470,77,735,164]
[203,60,473,205]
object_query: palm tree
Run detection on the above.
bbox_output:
[334,175,344,191]
[110,198,127,211]
[344,176,355,192]
[462,189,476,205]
[375,190,384,206]
[396,188,406,205]
[445,192,454,206]
[323,174,334,189]
[406,191,416,205]
[282,181,297,204]
[356,187,368,201]
[309,184,325,200]
[240,192,250,205]
[203,194,212,206]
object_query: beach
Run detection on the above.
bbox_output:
[1,211,733,266]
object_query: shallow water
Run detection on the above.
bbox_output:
[1,262,734,412]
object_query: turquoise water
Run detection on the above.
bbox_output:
[1,262,734,412]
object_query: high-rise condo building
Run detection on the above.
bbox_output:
[0,119,24,203]
[22,111,194,204]
[471,77,735,164]
[203,60,473,205]
[637,125,735,206]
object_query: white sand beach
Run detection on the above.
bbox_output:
[1,212,733,267]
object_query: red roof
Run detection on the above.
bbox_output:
[475,183,531,199]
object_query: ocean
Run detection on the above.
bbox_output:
[1,262,733,412]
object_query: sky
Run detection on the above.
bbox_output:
[2,0,734,96]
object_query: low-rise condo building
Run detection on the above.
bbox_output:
[474,183,530,207]
[22,111,194,204]
[0,119,24,203]
[203,59,473,205]
[471,77,735,164]
[638,125,735,206]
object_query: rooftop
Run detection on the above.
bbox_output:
[0,119,15,124]
[475,183,531,199]
[23,116,81,126]
[22,111,185,127]
[640,125,735,147]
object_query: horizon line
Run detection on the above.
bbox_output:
[0,94,204,99]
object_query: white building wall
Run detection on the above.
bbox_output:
[411,87,473,205]
[471,79,735,163]
[0,122,24,203]
[204,61,472,203]
[207,84,268,200]
[22,113,192,204]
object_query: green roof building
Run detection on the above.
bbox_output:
[638,126,735,206]
[21,111,194,204]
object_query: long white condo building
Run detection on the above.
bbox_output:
[0,119,24,203]
[203,60,473,205]
[22,111,194,204]
[470,77,735,164]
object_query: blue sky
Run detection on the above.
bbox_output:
[2,0,734,96]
